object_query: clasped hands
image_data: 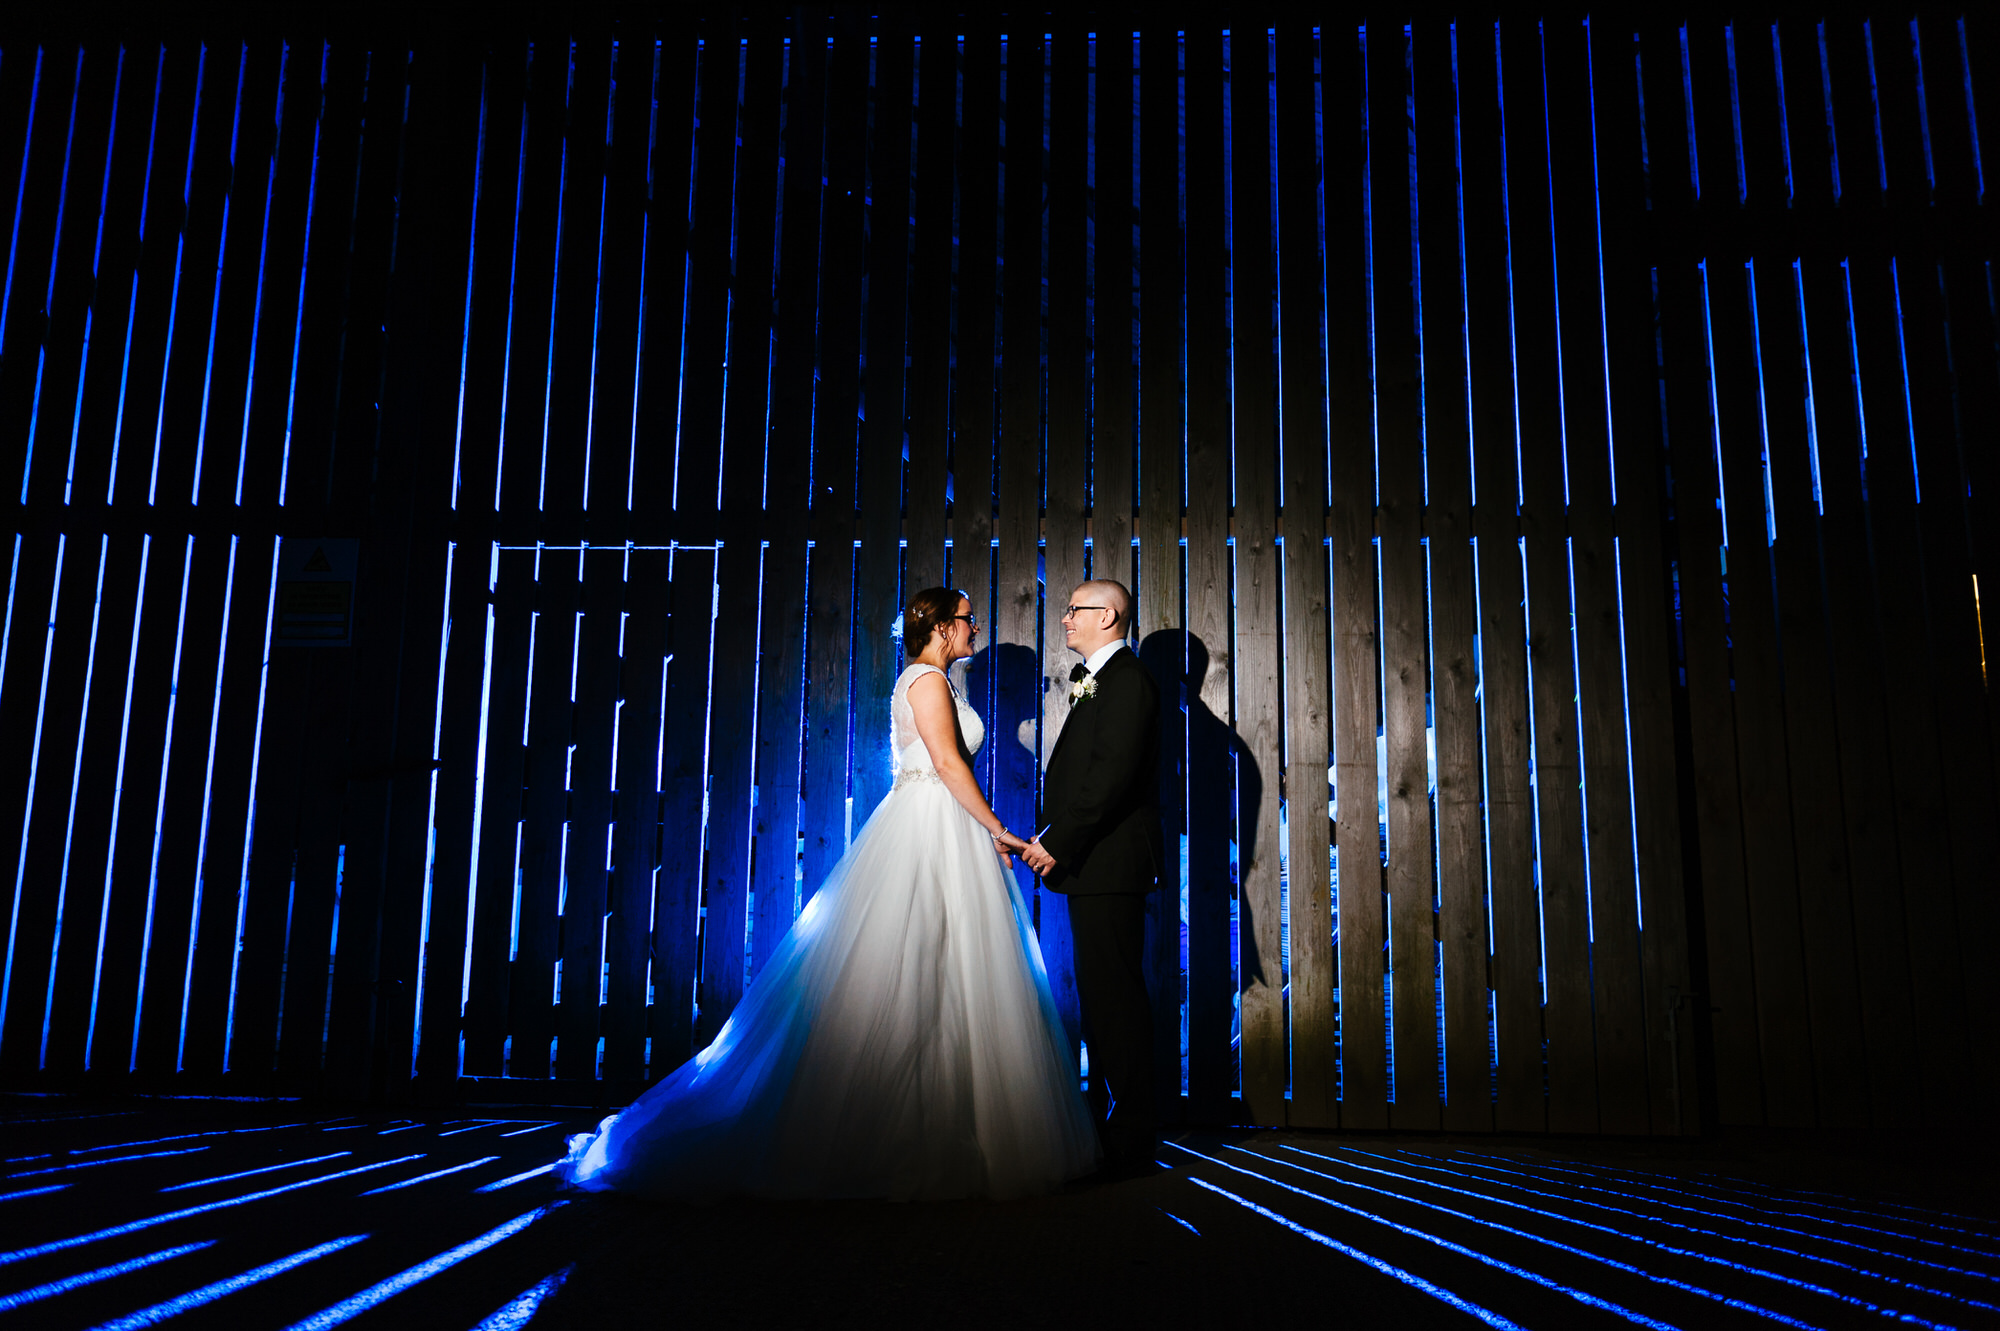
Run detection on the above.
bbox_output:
[992,832,1057,877]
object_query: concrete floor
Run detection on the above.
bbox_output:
[3,1097,1996,1329]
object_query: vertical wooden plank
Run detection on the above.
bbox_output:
[1135,22,1185,1121]
[1180,25,1233,1124]
[0,532,96,1073]
[1545,17,1654,1136]
[1092,29,1134,591]
[649,19,737,1072]
[1831,18,1972,1129]
[1275,23,1335,1128]
[129,531,222,1077]
[799,16,866,905]
[0,44,79,482]
[41,533,147,1075]
[268,44,367,516]
[0,44,39,290]
[91,532,180,1076]
[241,51,355,1084]
[103,43,202,516]
[56,42,155,516]
[1036,20,1087,1059]
[1457,18,1542,1134]
[1688,22,1817,1130]
[901,29,954,597]
[1916,11,2000,1116]
[546,36,627,1085]
[325,55,459,1090]
[180,531,282,1080]
[118,49,237,1079]
[556,547,622,1083]
[601,26,694,1088]
[1876,16,1993,1126]
[0,535,60,1065]
[104,59,243,1077]
[228,39,324,516]
[650,543,714,1072]
[696,21,781,1045]
[48,48,167,1075]
[110,47,221,1076]
[1414,20,1491,1134]
[747,13,824,982]
[991,28,1042,934]
[508,546,578,1078]
[5,54,122,1071]
[953,28,998,729]
[280,42,413,1089]
[1323,20,1385,1130]
[1495,21,1597,1134]
[1594,18,1700,1136]
[416,40,531,1090]
[1366,21,1440,1130]
[1228,26,1286,1129]
[1636,21,1765,1127]
[490,35,585,1078]
[142,41,267,1080]
[1747,20,1867,1125]
[850,20,911,831]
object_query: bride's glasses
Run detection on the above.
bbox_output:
[952,613,978,627]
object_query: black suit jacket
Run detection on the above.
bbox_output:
[1040,647,1163,895]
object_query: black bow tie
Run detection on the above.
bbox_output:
[1070,663,1089,683]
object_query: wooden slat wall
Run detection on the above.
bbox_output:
[2,14,1993,1138]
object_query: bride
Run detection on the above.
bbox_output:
[558,588,1101,1199]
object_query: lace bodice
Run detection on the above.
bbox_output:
[891,664,984,788]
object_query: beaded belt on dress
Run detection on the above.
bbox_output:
[891,768,945,791]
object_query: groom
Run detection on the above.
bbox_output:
[1022,580,1162,1178]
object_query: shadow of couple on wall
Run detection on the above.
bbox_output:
[957,632,1267,1117]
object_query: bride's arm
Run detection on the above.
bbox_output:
[906,672,1028,851]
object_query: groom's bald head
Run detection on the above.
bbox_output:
[1075,579,1132,634]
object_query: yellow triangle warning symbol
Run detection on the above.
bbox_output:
[302,547,334,573]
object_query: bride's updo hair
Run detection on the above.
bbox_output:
[903,586,967,660]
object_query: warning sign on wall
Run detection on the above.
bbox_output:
[276,538,360,645]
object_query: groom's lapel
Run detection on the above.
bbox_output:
[1047,669,1099,771]
[1046,648,1127,772]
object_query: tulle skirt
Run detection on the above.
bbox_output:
[556,776,1100,1200]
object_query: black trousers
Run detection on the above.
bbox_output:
[1066,892,1155,1166]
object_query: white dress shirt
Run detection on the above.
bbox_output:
[1083,640,1128,677]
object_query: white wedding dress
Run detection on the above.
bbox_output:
[558,663,1099,1200]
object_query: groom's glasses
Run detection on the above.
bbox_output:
[1061,605,1109,619]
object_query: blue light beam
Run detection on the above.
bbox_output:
[469,1266,573,1331]
[280,1203,564,1331]
[1170,1144,1678,1330]
[1237,1145,1817,1327]
[1309,1146,1979,1325]
[1413,1148,2000,1292]
[474,1162,556,1193]
[87,1235,366,1331]
[357,1156,500,1195]
[1451,1147,2000,1254]
[159,1150,353,1192]
[1183,1176,1525,1330]
[8,1144,209,1177]
[0,1153,425,1266]
[0,1241,211,1315]
[72,1118,339,1154]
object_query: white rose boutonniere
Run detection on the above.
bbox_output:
[1068,675,1099,705]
